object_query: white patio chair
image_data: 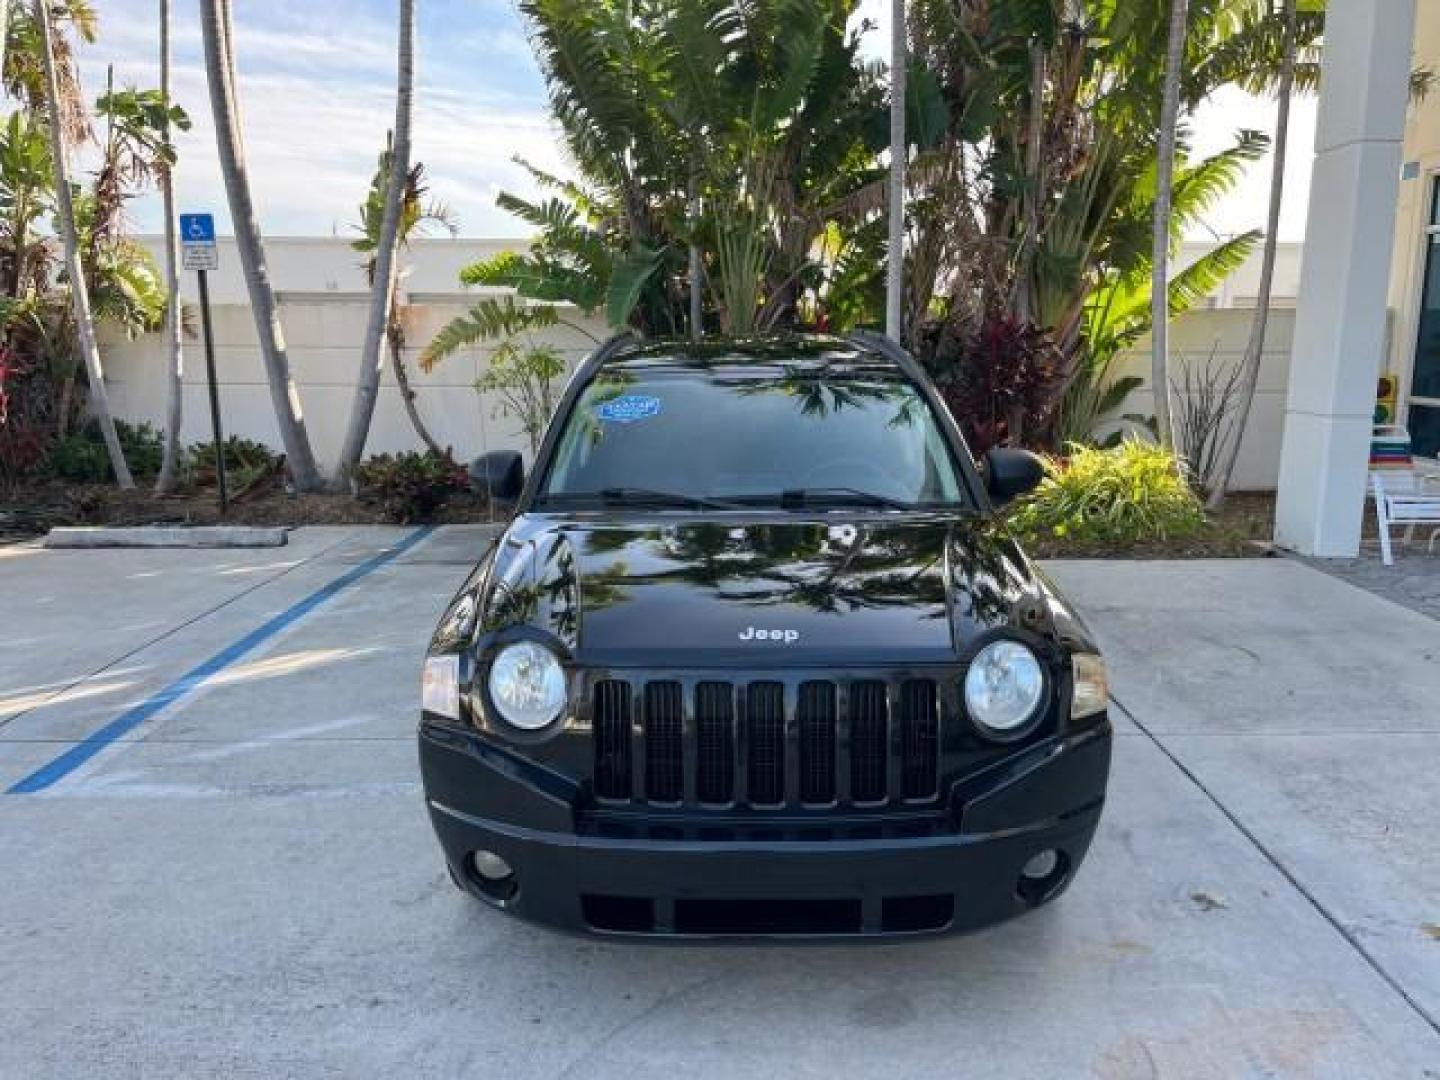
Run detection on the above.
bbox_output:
[1369,426,1440,565]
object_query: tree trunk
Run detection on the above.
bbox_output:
[388,295,442,457]
[1150,0,1189,450]
[35,0,133,488]
[884,0,906,344]
[0,1,9,98]
[333,0,415,488]
[199,0,322,490]
[688,170,702,341]
[1207,0,1295,510]
[1011,40,1047,324]
[154,0,185,494]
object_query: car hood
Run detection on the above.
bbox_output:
[471,513,1068,666]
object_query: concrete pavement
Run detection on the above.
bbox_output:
[1,530,1437,1078]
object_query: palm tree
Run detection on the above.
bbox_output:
[198,0,322,490]
[34,0,131,487]
[153,0,184,493]
[351,143,455,457]
[885,0,905,343]
[333,0,414,487]
[1150,0,1190,451]
[1,3,9,95]
[5,0,96,144]
[1207,0,1295,508]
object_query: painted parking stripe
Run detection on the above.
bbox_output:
[7,527,435,795]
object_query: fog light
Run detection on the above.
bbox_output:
[1016,848,1070,908]
[471,850,513,882]
[1021,849,1060,881]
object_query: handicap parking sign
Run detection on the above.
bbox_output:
[180,214,216,243]
[180,213,219,271]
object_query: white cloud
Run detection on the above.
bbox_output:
[75,0,558,239]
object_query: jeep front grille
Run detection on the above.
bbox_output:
[590,677,941,807]
[594,680,633,799]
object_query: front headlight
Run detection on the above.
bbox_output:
[1070,653,1108,720]
[964,639,1045,737]
[487,641,568,731]
[422,654,460,719]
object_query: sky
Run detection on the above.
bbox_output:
[78,0,1318,243]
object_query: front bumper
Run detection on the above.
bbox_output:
[419,719,1111,940]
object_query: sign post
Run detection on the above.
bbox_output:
[180,214,227,513]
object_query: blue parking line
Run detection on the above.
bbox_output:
[7,527,435,795]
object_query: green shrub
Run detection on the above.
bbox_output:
[1008,440,1205,544]
[354,450,468,523]
[188,436,277,490]
[49,420,165,482]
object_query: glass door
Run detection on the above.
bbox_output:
[1409,177,1440,457]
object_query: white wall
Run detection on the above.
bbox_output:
[102,296,610,470]
[1108,308,1296,491]
[143,236,519,305]
[100,293,1297,491]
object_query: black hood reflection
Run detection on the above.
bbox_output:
[480,513,1056,667]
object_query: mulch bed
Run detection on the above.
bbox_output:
[1,474,498,544]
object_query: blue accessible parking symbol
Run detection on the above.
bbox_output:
[180,213,215,243]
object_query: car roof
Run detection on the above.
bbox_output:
[601,335,901,377]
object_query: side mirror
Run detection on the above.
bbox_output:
[470,450,525,504]
[985,447,1045,507]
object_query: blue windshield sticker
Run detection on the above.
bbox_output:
[597,394,662,424]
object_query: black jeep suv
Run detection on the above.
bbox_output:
[419,332,1111,939]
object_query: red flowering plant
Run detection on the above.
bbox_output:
[0,345,50,486]
[918,314,1065,456]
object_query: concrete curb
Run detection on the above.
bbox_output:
[44,526,290,549]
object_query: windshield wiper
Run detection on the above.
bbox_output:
[594,487,744,510]
[775,487,919,511]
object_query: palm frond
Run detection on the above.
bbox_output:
[419,298,560,371]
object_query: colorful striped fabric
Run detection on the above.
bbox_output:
[1370,433,1413,470]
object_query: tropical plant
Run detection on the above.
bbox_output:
[355,448,467,523]
[35,0,129,487]
[1008,439,1206,544]
[49,416,162,480]
[198,0,322,491]
[0,0,187,488]
[0,109,53,301]
[424,0,886,369]
[473,340,567,456]
[334,0,415,487]
[85,82,184,337]
[1171,345,1246,493]
[4,0,96,145]
[903,0,1314,452]
[189,434,274,489]
[921,313,1064,454]
[349,143,455,459]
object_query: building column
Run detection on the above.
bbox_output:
[1274,0,1416,557]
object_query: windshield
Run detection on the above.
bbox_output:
[538,365,968,508]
